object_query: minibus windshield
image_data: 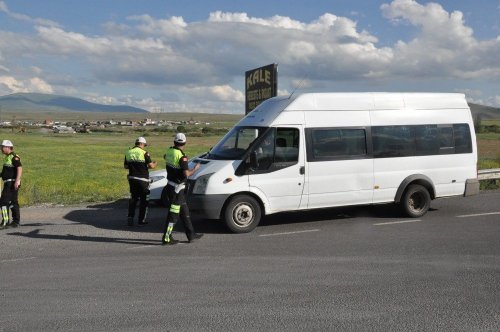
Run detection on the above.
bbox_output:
[207,126,267,160]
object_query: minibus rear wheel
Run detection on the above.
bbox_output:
[224,195,261,233]
[401,184,431,218]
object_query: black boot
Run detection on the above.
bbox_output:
[162,235,179,245]
[188,233,204,243]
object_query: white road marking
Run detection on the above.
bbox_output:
[456,212,500,218]
[373,219,421,226]
[1,257,36,263]
[259,229,320,237]
[127,245,156,250]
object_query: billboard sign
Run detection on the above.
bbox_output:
[245,63,278,114]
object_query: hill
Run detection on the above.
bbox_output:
[0,93,147,113]
[1,92,498,119]
[468,103,500,120]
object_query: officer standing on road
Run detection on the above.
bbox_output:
[124,137,157,227]
[0,140,22,229]
[162,133,203,245]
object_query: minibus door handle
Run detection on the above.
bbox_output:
[299,166,305,175]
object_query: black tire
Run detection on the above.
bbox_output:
[224,195,261,233]
[400,184,431,218]
[159,186,170,207]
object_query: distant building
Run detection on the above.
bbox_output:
[53,125,76,134]
[142,118,156,125]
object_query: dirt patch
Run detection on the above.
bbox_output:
[478,140,500,159]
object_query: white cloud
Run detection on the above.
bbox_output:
[181,85,244,102]
[128,14,187,38]
[84,94,118,105]
[28,77,53,93]
[0,75,25,93]
[0,75,53,94]
[381,0,500,80]
[209,11,306,30]
[0,0,59,27]
[0,0,498,110]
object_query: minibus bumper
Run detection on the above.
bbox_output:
[464,178,480,196]
[188,193,229,220]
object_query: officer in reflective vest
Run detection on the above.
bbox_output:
[162,133,203,244]
[124,137,157,226]
[0,140,22,229]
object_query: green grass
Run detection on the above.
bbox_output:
[482,120,500,126]
[6,131,222,206]
[478,158,500,170]
[476,132,500,140]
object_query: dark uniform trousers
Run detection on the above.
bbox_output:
[0,181,20,223]
[162,184,195,241]
[127,178,150,222]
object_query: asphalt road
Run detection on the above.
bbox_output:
[1,190,499,331]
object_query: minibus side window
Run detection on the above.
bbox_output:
[373,126,415,158]
[308,128,367,160]
[246,127,300,173]
[254,130,276,171]
[372,123,471,158]
[453,124,472,154]
[415,125,439,155]
[274,128,299,163]
[438,126,455,154]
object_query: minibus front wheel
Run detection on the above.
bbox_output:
[400,184,431,218]
[224,195,262,233]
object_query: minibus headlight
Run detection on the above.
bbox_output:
[192,173,213,194]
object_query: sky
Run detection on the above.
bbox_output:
[0,0,499,113]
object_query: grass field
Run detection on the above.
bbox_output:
[4,130,222,206]
[1,126,499,207]
[482,119,500,126]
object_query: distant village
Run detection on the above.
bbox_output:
[0,118,212,134]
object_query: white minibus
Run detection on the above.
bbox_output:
[186,93,479,233]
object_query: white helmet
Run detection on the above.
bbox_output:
[135,136,147,145]
[174,133,187,144]
[1,140,13,147]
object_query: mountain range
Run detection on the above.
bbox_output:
[467,103,500,120]
[0,93,147,113]
[0,93,499,118]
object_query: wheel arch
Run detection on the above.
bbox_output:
[394,174,436,203]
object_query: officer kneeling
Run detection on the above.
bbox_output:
[162,133,203,245]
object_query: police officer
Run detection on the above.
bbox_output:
[124,137,157,226]
[162,133,203,244]
[0,140,22,229]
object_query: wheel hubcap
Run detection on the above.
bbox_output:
[232,203,254,227]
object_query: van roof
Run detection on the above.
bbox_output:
[239,92,468,127]
[287,92,468,111]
